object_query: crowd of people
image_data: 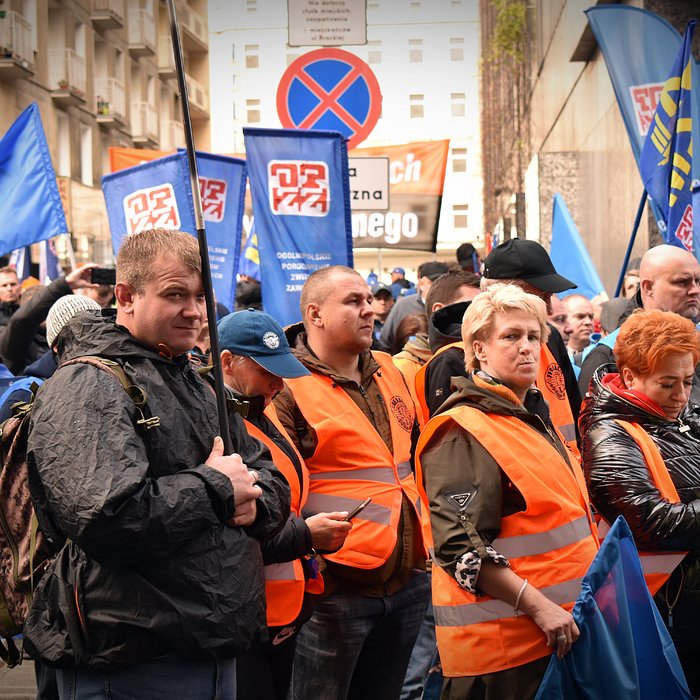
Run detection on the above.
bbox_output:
[1,230,699,700]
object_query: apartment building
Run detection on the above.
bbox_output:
[208,0,483,276]
[0,0,210,265]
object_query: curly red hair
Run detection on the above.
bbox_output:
[614,309,700,376]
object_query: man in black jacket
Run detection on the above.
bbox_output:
[25,229,290,699]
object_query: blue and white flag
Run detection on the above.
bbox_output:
[550,194,605,299]
[535,517,692,700]
[102,151,246,311]
[639,21,696,252]
[243,128,353,326]
[238,229,261,281]
[39,239,62,284]
[9,247,31,282]
[0,103,68,256]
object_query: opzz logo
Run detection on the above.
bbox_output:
[123,184,180,235]
[629,82,664,137]
[199,176,227,223]
[268,161,329,217]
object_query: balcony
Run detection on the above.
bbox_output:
[131,101,158,145]
[178,2,207,52]
[91,0,125,30]
[95,77,126,126]
[0,11,34,79]
[161,119,185,151]
[185,73,209,120]
[48,48,86,106]
[128,10,155,57]
[157,38,175,79]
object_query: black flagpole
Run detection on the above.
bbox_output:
[613,190,648,299]
[165,0,233,454]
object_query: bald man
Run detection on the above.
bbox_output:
[578,245,700,397]
[273,265,430,700]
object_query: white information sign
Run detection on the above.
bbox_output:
[348,157,389,211]
[288,0,367,47]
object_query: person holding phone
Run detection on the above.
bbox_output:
[217,309,352,700]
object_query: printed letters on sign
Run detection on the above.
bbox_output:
[199,176,227,223]
[123,184,181,235]
[629,83,664,137]
[268,160,330,217]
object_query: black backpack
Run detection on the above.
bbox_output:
[0,356,157,667]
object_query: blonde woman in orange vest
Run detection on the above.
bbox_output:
[416,284,598,700]
[217,310,352,700]
[579,309,700,696]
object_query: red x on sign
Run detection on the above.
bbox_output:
[276,48,382,149]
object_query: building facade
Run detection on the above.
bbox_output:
[479,0,699,293]
[208,0,484,280]
[0,0,210,265]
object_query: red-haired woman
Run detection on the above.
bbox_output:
[580,309,700,694]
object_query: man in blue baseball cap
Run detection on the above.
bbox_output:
[217,309,351,700]
[390,266,415,300]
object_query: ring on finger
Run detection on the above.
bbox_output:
[248,470,258,483]
[557,634,567,643]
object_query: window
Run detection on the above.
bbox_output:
[409,39,422,63]
[245,44,259,69]
[451,93,466,117]
[80,124,93,186]
[450,37,464,61]
[452,147,467,172]
[246,98,260,123]
[246,0,257,10]
[23,0,38,53]
[453,204,468,229]
[368,40,381,64]
[409,93,423,119]
[56,111,70,177]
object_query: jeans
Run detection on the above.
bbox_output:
[290,571,430,700]
[400,593,438,700]
[55,654,236,700]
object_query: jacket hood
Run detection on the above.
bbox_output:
[24,350,58,379]
[55,310,184,367]
[579,363,700,436]
[428,301,470,352]
[393,333,432,365]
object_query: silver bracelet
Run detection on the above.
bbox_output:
[514,579,529,617]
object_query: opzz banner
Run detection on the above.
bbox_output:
[102,151,246,312]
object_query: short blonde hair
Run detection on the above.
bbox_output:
[462,283,549,370]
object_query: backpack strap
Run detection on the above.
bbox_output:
[59,356,160,430]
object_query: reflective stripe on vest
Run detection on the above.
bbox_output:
[244,408,314,626]
[597,420,688,597]
[434,577,584,627]
[537,343,579,457]
[416,403,598,677]
[284,351,425,570]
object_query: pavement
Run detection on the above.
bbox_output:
[0,658,37,699]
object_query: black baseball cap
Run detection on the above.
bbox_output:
[482,239,576,293]
[217,309,310,378]
[417,261,449,282]
[371,283,393,298]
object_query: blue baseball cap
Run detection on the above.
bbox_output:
[392,267,406,275]
[217,310,310,379]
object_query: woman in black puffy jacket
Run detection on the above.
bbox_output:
[579,309,700,695]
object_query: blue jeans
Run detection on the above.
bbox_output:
[400,592,439,700]
[290,571,430,700]
[55,654,236,700]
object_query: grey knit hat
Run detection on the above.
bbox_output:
[46,294,101,347]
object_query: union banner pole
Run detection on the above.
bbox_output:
[165,0,232,453]
[613,190,648,299]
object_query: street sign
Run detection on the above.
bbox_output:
[276,48,382,149]
[349,157,389,211]
[287,0,367,47]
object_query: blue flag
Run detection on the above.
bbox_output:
[238,229,261,281]
[102,151,246,311]
[39,239,62,283]
[550,194,605,300]
[0,103,68,256]
[639,21,696,252]
[535,517,692,700]
[243,128,353,326]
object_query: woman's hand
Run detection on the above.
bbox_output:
[520,587,580,658]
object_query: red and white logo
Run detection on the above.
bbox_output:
[268,160,330,217]
[199,176,227,223]
[123,184,181,235]
[674,204,693,252]
[629,83,664,137]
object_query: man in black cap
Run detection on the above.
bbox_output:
[370,283,394,349]
[380,261,449,351]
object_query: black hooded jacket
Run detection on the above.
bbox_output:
[24,311,290,669]
[580,365,700,635]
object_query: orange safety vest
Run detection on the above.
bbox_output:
[414,341,463,426]
[244,403,322,627]
[284,352,425,570]
[416,405,598,677]
[537,343,579,457]
[393,355,426,428]
[596,420,687,596]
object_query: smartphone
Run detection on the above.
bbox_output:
[90,267,117,285]
[344,497,372,521]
